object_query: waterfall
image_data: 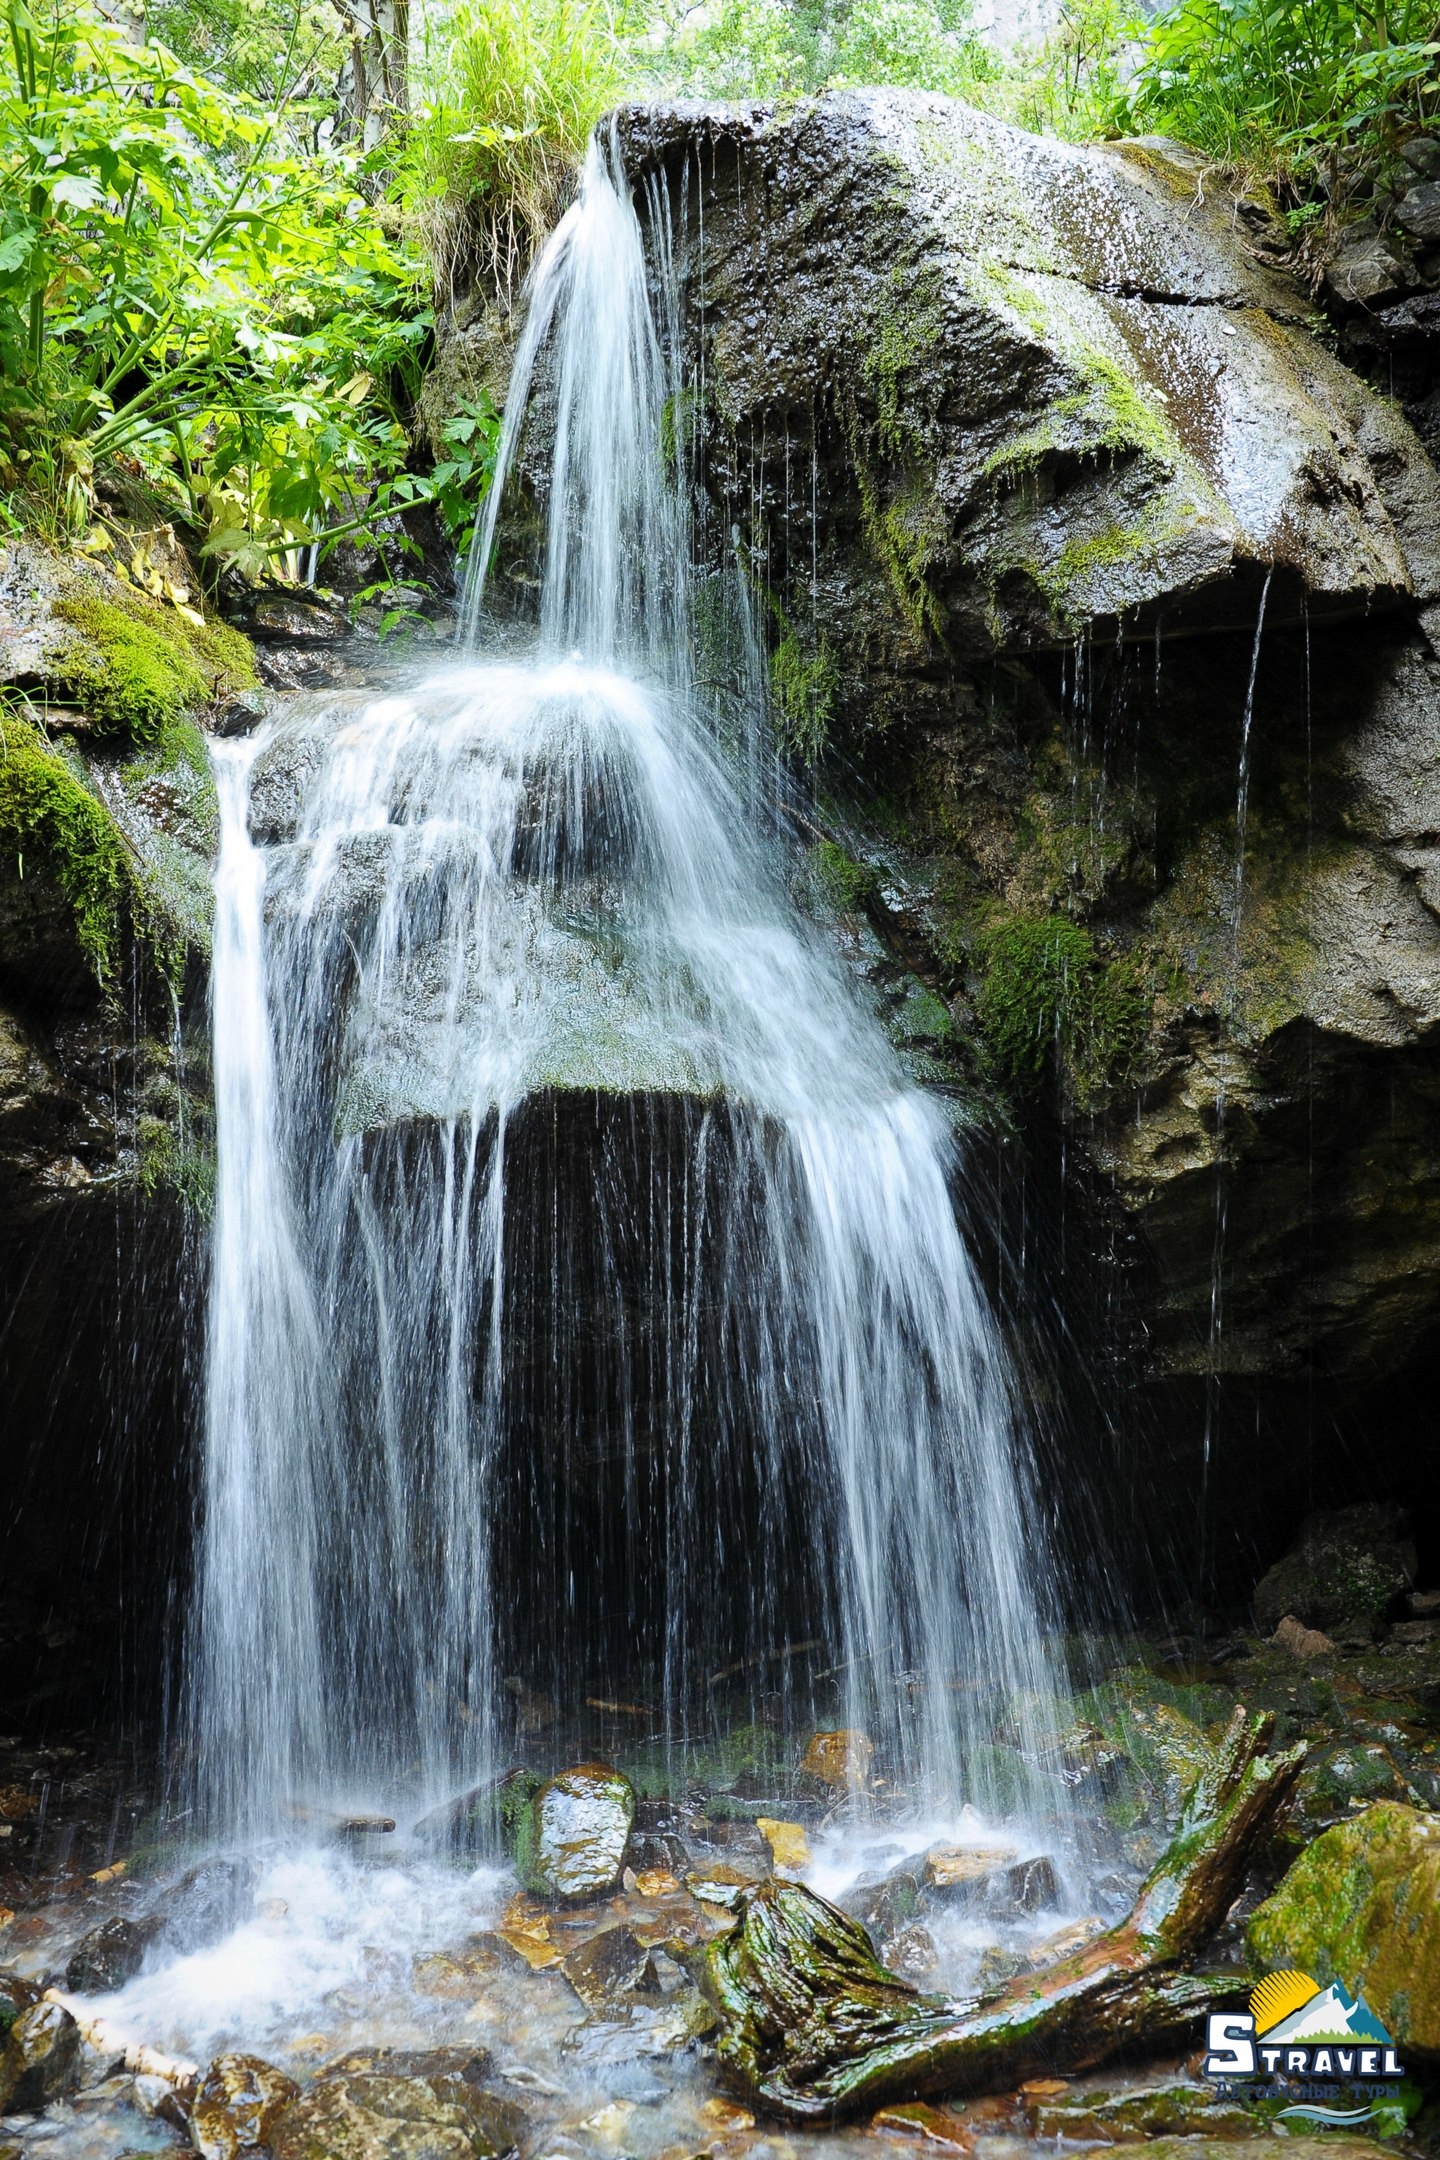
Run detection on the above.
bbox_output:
[191,133,1069,1837]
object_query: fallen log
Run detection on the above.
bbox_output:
[42,1988,200,2094]
[702,1706,1305,2120]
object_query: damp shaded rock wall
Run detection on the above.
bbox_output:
[0,537,240,1728]
[613,93,1440,1597]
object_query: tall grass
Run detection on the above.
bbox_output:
[404,0,639,295]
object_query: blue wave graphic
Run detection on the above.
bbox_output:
[1278,2105,1380,2125]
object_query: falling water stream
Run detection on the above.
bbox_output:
[64,134,1086,2084]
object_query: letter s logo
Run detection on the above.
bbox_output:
[1204,2013,1257,2078]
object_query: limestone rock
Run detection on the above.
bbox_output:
[1272,1614,1337,1658]
[517,1762,634,1901]
[0,1998,82,2112]
[270,2051,523,2160]
[1254,1505,1416,1637]
[1247,1802,1440,2057]
[192,2052,301,2160]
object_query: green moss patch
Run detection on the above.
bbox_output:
[48,581,255,747]
[977,913,1149,1105]
[0,714,129,980]
[771,627,839,760]
[1247,1802,1440,2055]
[811,838,879,912]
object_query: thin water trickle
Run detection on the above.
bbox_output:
[191,133,1071,1882]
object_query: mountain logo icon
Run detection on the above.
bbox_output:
[1251,1970,1394,2046]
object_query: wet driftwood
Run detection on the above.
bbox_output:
[703,1708,1305,2120]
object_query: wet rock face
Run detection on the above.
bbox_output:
[604,94,1440,1543]
[519,1762,635,1900]
[616,95,1434,660]
[1247,1802,1440,2057]
[192,2052,301,2160]
[269,2050,524,2160]
[0,1997,81,2112]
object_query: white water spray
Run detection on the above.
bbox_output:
[191,134,1069,1836]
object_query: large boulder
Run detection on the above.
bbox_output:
[0,1998,81,2113]
[192,2052,301,2160]
[1253,1505,1416,1639]
[598,92,1440,1578]
[616,95,1437,661]
[1247,1802,1440,2059]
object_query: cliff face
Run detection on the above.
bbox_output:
[608,93,1440,1571]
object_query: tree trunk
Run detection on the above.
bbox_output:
[334,0,410,152]
[702,1708,1306,2121]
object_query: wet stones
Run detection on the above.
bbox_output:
[0,1997,82,2112]
[922,1844,1019,1897]
[1026,2082,1260,2141]
[517,1763,634,1902]
[800,1729,874,1792]
[192,2052,301,2160]
[560,1923,662,2008]
[65,1913,159,1992]
[268,2050,523,2160]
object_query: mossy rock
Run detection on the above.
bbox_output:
[1282,1741,1427,1852]
[0,715,131,989]
[516,1762,634,1901]
[46,580,255,749]
[1247,1802,1440,2057]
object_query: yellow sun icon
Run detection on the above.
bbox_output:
[1251,1970,1321,2035]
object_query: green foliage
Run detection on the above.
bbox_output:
[0,0,431,567]
[404,0,638,272]
[428,391,503,552]
[651,0,993,97]
[145,0,346,105]
[811,837,879,910]
[137,1109,216,1214]
[1120,0,1440,184]
[977,913,1148,1102]
[0,712,127,976]
[980,0,1136,139]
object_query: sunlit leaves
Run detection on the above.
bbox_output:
[1,0,431,563]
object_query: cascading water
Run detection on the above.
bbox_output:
[191,133,1069,1843]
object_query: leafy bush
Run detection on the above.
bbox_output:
[1120,0,1440,184]
[0,0,429,567]
[651,0,992,98]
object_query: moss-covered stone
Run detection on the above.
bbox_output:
[517,1762,635,1902]
[46,582,255,748]
[975,914,1149,1105]
[0,714,129,982]
[1247,1803,1440,2057]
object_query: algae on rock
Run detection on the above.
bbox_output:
[1247,1802,1440,2058]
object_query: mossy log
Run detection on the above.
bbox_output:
[703,1708,1305,2120]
